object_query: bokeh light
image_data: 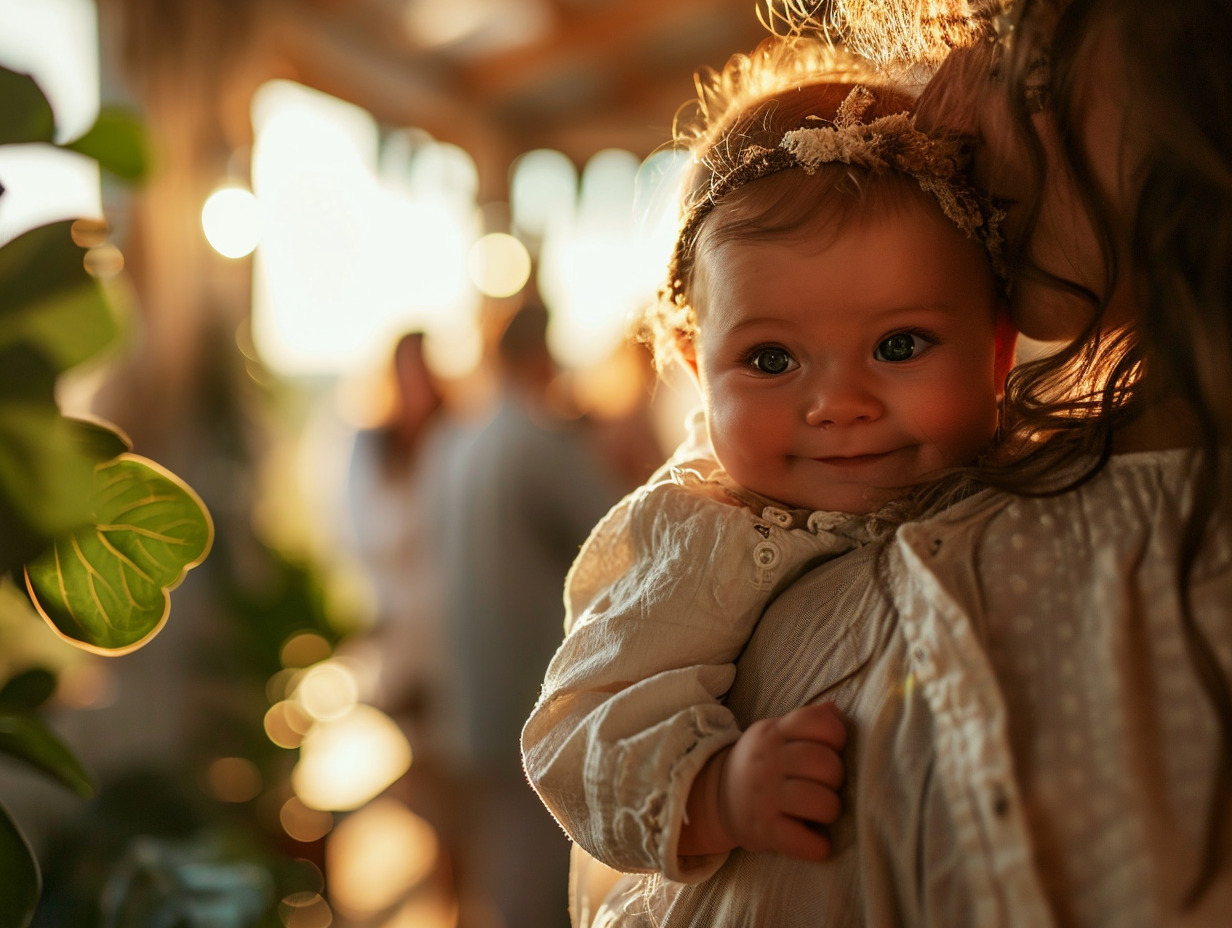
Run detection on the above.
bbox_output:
[250,80,480,380]
[265,700,314,750]
[291,704,411,811]
[280,797,334,843]
[403,0,552,54]
[82,242,124,278]
[295,661,359,722]
[538,147,685,369]
[0,0,98,141]
[510,148,577,242]
[54,660,114,709]
[205,756,263,803]
[0,145,101,247]
[0,0,102,246]
[467,232,531,298]
[280,892,333,928]
[326,797,440,918]
[281,632,332,669]
[386,895,459,928]
[202,187,261,258]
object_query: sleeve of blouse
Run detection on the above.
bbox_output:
[522,466,858,884]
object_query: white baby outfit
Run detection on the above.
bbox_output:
[523,410,875,883]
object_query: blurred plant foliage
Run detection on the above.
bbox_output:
[0,65,212,925]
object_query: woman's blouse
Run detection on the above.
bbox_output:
[522,413,873,884]
[591,448,1232,927]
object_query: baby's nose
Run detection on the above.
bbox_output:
[804,378,884,429]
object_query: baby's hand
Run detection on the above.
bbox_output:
[717,703,846,861]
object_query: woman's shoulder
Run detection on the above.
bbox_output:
[896,446,1214,560]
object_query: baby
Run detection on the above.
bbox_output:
[522,36,1014,897]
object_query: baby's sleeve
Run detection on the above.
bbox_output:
[521,465,857,883]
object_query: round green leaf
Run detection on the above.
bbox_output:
[0,801,39,928]
[0,711,95,797]
[24,454,213,655]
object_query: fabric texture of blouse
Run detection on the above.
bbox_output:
[584,447,1232,927]
[522,411,875,884]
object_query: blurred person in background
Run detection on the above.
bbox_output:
[340,330,470,915]
[437,301,627,928]
[343,331,460,754]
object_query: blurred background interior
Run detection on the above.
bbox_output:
[0,1,782,926]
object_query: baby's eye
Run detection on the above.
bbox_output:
[748,346,796,375]
[874,333,921,363]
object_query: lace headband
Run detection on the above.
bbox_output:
[663,84,1006,314]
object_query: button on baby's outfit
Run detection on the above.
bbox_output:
[753,541,780,569]
[762,507,794,528]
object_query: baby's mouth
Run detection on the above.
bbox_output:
[811,450,896,466]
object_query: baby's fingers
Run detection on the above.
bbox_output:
[783,739,845,789]
[768,814,833,862]
[778,702,847,751]
[780,777,843,827]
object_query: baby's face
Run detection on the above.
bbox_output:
[686,198,1009,514]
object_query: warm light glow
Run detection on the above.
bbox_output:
[202,187,261,258]
[266,668,301,703]
[265,700,314,749]
[280,796,334,843]
[292,705,411,811]
[326,798,440,917]
[0,0,98,141]
[295,661,359,721]
[83,243,124,278]
[388,895,459,928]
[279,892,333,928]
[54,660,114,709]
[511,148,577,242]
[205,756,263,803]
[538,148,687,369]
[573,343,652,420]
[249,81,481,379]
[403,0,551,54]
[468,232,531,298]
[0,145,101,247]
[281,632,332,669]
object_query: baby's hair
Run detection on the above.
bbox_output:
[640,35,1001,371]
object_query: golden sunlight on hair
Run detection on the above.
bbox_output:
[777,0,1010,68]
[674,36,874,151]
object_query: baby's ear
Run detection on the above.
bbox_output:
[675,331,700,379]
[993,302,1018,399]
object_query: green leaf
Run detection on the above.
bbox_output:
[0,801,39,928]
[0,668,56,710]
[0,340,57,400]
[25,454,214,654]
[0,711,95,797]
[66,417,133,464]
[0,67,54,146]
[63,106,149,182]
[0,221,120,371]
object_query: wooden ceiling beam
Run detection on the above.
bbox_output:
[458,0,755,102]
[259,0,515,197]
